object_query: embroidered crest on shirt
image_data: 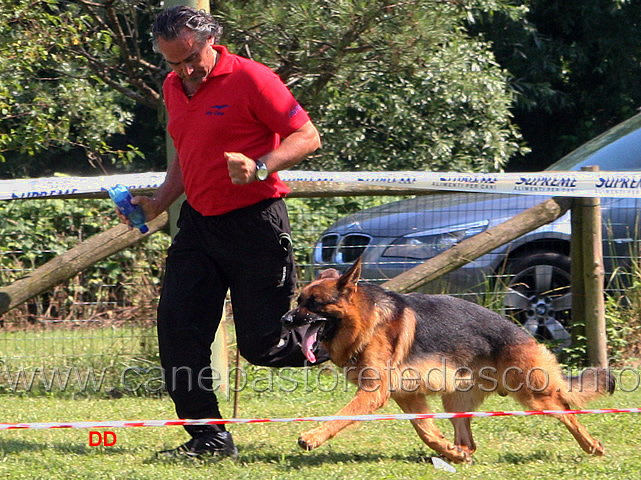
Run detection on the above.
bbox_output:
[207,105,230,116]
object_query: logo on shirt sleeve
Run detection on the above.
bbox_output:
[288,104,302,118]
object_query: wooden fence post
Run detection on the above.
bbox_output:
[579,166,608,367]
[162,0,229,396]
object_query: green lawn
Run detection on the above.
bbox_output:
[0,367,639,480]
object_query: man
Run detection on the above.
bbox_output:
[122,6,327,459]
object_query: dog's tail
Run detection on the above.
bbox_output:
[561,367,616,408]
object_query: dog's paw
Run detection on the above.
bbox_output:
[297,437,314,451]
[445,443,473,464]
[298,430,326,451]
[589,440,606,456]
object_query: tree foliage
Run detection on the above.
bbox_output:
[469,0,641,170]
[0,197,169,324]
[4,1,641,177]
[0,0,527,177]
[0,0,163,177]
[217,0,527,172]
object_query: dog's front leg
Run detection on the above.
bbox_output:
[299,387,389,451]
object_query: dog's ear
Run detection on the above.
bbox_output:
[318,268,340,280]
[337,257,362,292]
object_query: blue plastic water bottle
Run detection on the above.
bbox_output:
[107,184,149,234]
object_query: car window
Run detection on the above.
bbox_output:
[547,113,641,171]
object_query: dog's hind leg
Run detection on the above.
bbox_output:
[394,394,472,464]
[504,344,606,456]
[514,385,606,456]
[441,390,487,456]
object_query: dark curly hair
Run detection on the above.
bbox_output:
[151,6,223,51]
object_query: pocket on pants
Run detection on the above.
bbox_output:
[261,200,295,258]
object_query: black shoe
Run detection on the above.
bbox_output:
[158,431,238,460]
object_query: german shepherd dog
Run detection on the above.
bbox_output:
[281,258,615,463]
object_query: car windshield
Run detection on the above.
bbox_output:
[547,113,641,171]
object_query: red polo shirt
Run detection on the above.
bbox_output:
[163,45,311,216]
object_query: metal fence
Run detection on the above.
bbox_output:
[1,192,640,395]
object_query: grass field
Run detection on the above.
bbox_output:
[0,366,639,480]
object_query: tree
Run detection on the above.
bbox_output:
[0,0,164,177]
[468,0,641,170]
[217,0,528,172]
[1,0,527,178]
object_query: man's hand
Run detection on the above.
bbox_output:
[114,155,184,229]
[132,196,162,222]
[115,195,161,230]
[225,152,257,185]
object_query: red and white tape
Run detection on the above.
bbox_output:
[1,407,639,431]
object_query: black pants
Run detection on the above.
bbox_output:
[157,199,326,436]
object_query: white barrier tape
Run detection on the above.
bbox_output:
[0,173,166,201]
[0,407,639,430]
[2,170,641,201]
[283,171,641,198]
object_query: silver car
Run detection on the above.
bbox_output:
[313,113,641,347]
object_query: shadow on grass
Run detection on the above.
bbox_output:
[138,445,458,471]
[239,448,438,468]
[496,449,551,465]
[0,438,130,456]
[0,438,558,468]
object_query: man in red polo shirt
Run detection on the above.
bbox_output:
[125,6,328,459]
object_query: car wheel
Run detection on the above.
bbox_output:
[502,252,572,348]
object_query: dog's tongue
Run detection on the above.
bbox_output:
[301,324,322,364]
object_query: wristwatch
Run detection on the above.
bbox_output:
[255,161,269,181]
